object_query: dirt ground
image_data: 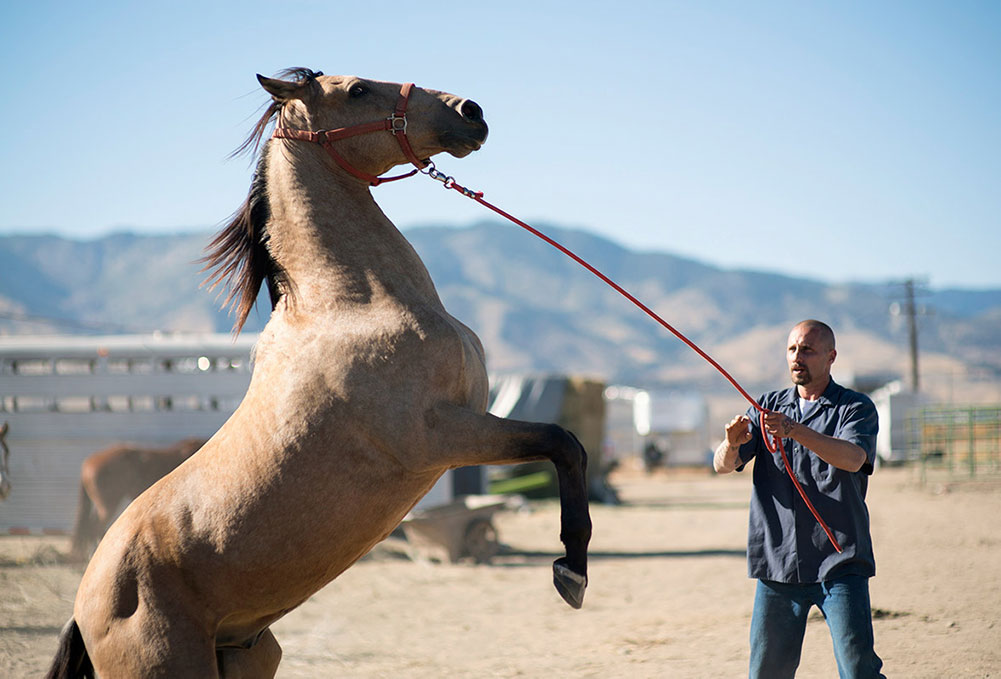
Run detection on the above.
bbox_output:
[1,464,999,678]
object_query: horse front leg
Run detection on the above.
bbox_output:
[425,405,592,608]
[550,428,590,608]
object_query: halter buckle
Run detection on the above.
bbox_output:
[388,114,408,135]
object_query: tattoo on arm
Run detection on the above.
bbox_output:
[781,416,794,435]
[714,440,739,472]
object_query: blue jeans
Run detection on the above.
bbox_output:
[749,575,885,679]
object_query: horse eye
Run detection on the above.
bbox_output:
[348,84,368,98]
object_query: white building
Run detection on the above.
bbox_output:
[869,380,930,464]
[603,386,711,467]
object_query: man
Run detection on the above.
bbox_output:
[714,320,884,679]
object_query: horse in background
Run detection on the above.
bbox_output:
[48,70,590,679]
[69,438,207,560]
[0,422,11,500]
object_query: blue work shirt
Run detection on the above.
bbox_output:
[736,378,879,584]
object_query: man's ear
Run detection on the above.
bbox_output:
[257,74,308,103]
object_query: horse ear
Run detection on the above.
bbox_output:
[257,74,306,102]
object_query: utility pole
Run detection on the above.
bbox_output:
[891,278,929,393]
[904,279,920,392]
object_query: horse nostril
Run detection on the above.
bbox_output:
[460,99,483,122]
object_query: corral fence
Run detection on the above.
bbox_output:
[0,333,256,534]
[907,404,1001,483]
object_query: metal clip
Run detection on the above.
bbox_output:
[426,167,449,184]
[419,161,483,198]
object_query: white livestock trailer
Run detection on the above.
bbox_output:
[0,333,256,534]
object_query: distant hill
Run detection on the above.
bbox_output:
[2,223,999,402]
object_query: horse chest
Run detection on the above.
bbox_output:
[265,305,480,379]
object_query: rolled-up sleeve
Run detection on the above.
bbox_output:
[837,396,879,474]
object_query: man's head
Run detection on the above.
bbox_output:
[786,320,836,395]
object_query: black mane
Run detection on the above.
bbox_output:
[200,68,321,333]
[200,145,284,333]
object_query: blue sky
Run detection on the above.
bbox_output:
[1,1,998,288]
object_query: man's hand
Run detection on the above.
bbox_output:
[725,415,753,446]
[715,415,752,474]
[761,411,798,440]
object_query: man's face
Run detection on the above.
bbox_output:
[786,325,836,389]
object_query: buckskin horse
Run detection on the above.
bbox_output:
[69,438,207,561]
[47,70,590,678]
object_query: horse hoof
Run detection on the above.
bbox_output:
[552,560,587,609]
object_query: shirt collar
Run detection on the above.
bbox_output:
[776,378,843,408]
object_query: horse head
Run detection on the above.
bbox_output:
[257,69,488,180]
[204,69,490,332]
[0,422,10,500]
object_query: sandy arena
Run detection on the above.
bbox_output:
[1,465,999,678]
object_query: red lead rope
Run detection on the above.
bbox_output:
[421,164,843,553]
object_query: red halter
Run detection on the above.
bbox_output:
[271,82,428,186]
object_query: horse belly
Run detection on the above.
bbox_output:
[213,466,441,640]
[181,439,442,608]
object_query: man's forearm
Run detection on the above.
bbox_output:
[765,412,869,472]
[789,424,867,472]
[713,440,741,474]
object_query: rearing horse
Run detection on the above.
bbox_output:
[48,70,590,678]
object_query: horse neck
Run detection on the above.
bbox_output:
[265,145,442,313]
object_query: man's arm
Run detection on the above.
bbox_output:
[714,415,752,474]
[760,411,867,472]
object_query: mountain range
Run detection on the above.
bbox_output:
[2,223,999,404]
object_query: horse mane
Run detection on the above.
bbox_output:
[231,67,323,158]
[200,146,282,334]
[201,68,322,334]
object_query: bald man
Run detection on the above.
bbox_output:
[715,320,884,679]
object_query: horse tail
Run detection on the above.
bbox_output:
[45,617,93,679]
[69,483,94,560]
